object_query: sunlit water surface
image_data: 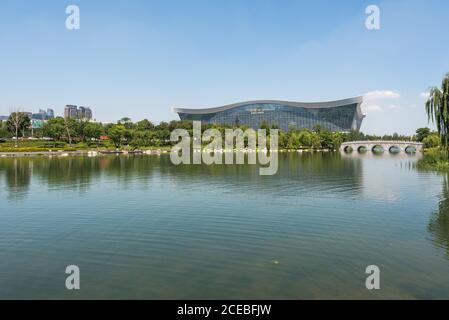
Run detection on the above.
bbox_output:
[0,153,448,299]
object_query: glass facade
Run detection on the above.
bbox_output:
[178,102,360,131]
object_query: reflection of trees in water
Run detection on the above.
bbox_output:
[29,155,161,190]
[0,158,32,201]
[33,156,101,189]
[160,152,363,197]
[0,156,162,199]
[428,174,449,258]
[0,153,363,200]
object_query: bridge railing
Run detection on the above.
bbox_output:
[341,140,423,145]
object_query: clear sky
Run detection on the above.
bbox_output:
[1,0,448,135]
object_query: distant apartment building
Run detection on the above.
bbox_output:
[46,108,54,118]
[64,105,78,119]
[78,106,93,120]
[31,108,54,120]
[64,105,93,120]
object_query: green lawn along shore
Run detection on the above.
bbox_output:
[0,116,423,152]
[0,139,173,154]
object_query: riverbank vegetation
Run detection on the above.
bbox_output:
[0,116,419,153]
[417,72,449,171]
[1,71,448,162]
[417,147,449,171]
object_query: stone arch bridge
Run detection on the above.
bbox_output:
[340,141,423,154]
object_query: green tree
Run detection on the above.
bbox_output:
[136,119,154,131]
[118,117,134,129]
[298,129,315,148]
[155,128,170,145]
[108,124,126,148]
[423,133,441,148]
[425,73,449,153]
[64,117,80,145]
[129,130,153,149]
[331,132,345,150]
[43,117,66,146]
[320,130,344,150]
[318,130,333,149]
[6,112,31,147]
[83,122,103,143]
[0,120,10,138]
[278,131,288,149]
[287,131,301,149]
[415,127,431,142]
[344,130,365,142]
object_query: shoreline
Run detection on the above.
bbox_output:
[0,148,335,157]
[0,150,163,157]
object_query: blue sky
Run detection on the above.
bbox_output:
[1,0,448,134]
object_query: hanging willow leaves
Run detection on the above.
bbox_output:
[426,73,449,151]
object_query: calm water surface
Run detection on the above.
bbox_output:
[0,153,448,299]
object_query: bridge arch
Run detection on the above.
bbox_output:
[389,146,401,154]
[372,145,384,154]
[343,145,353,153]
[405,146,417,154]
[357,146,367,153]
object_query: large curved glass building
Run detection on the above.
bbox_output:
[173,97,365,132]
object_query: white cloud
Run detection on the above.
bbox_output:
[363,104,382,112]
[364,90,400,100]
[362,90,401,113]
[420,92,430,99]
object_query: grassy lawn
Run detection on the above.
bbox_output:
[0,139,172,152]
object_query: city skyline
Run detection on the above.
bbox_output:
[0,105,90,120]
[1,0,449,134]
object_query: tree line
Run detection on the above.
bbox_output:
[0,113,439,150]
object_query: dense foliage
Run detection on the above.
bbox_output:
[426,73,449,150]
[0,116,422,151]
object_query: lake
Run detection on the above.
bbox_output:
[0,152,448,299]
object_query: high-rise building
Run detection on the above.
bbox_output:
[77,106,93,120]
[32,109,46,120]
[64,105,93,120]
[78,106,86,119]
[31,108,55,120]
[64,105,78,119]
[84,107,92,120]
[46,108,54,119]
